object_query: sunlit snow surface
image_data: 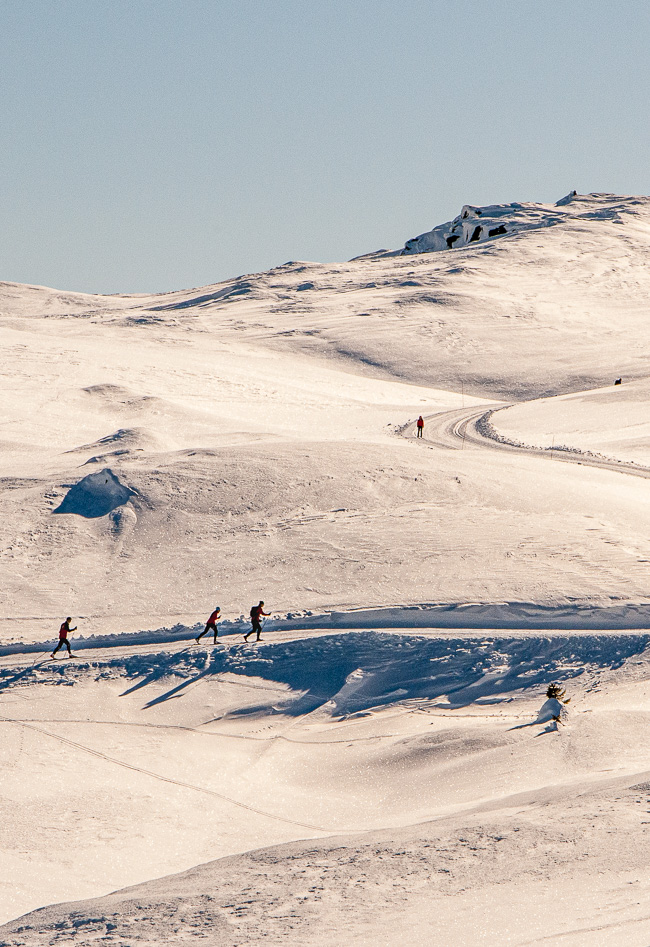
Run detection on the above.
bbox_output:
[3,629,650,945]
[2,192,650,944]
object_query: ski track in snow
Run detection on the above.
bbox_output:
[407,403,650,480]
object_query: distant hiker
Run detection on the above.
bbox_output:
[416,415,424,438]
[196,607,221,644]
[51,617,76,658]
[244,601,269,642]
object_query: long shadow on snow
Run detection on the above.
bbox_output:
[0,659,53,693]
[107,632,650,716]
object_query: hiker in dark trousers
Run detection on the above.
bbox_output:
[51,618,76,658]
[196,607,221,644]
[416,415,424,437]
[244,601,269,641]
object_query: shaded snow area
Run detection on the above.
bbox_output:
[54,468,135,518]
[2,190,650,943]
[2,630,650,945]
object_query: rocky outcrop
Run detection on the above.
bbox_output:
[401,190,581,255]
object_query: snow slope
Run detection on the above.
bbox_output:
[492,377,650,466]
[2,192,650,643]
[1,190,650,943]
[2,629,650,944]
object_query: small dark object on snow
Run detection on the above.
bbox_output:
[614,377,622,385]
[546,682,570,702]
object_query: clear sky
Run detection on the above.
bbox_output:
[2,0,650,294]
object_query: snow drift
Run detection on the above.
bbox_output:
[54,468,135,518]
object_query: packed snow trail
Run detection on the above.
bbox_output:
[410,403,650,479]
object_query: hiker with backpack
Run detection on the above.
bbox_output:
[244,601,270,642]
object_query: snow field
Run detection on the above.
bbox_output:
[2,629,650,944]
[2,192,650,943]
[492,378,650,466]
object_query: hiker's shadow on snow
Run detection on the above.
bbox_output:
[0,661,52,693]
[118,649,211,706]
[112,631,650,718]
[141,671,209,708]
[509,720,561,736]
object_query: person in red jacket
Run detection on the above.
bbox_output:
[416,415,424,438]
[244,601,269,642]
[51,617,77,658]
[196,607,221,644]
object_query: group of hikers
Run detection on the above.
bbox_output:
[194,601,270,645]
[50,601,270,658]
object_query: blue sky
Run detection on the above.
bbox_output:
[2,0,649,293]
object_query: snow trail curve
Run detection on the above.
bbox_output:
[407,404,650,480]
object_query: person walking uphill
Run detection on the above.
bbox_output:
[51,617,77,658]
[416,415,424,437]
[244,601,270,642]
[196,606,221,644]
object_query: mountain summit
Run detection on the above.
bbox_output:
[401,190,643,254]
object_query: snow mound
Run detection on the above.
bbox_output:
[67,427,160,460]
[401,191,629,254]
[535,697,570,724]
[54,468,136,518]
[147,280,255,311]
[82,384,159,411]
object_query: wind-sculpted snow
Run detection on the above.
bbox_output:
[3,631,649,714]
[53,468,135,518]
[147,281,255,310]
[102,632,650,713]
[3,627,650,942]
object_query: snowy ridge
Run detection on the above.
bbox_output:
[400,190,640,254]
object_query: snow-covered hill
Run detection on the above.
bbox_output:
[400,188,602,253]
[492,376,650,465]
[2,191,650,944]
[2,191,650,643]
[4,192,650,400]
